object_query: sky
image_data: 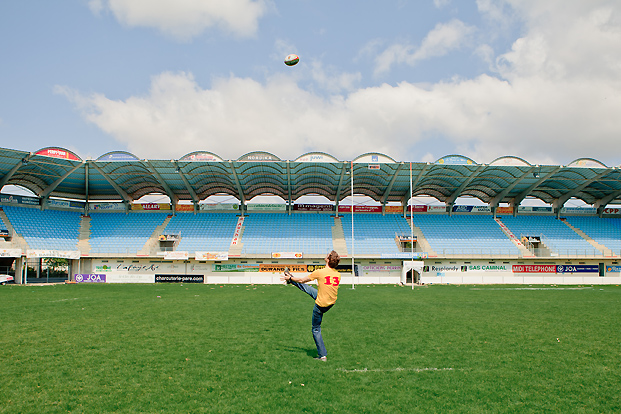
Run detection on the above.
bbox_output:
[1,0,621,167]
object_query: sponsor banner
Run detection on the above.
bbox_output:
[246,204,287,211]
[238,152,279,162]
[294,153,339,163]
[452,205,473,213]
[360,265,401,272]
[259,264,307,273]
[47,199,85,209]
[90,202,125,211]
[175,204,194,212]
[199,203,239,211]
[603,208,621,215]
[428,265,461,273]
[380,252,428,259]
[180,152,223,162]
[385,205,403,213]
[496,206,514,214]
[213,263,259,272]
[406,205,428,213]
[556,265,599,273]
[35,148,80,161]
[164,251,189,260]
[0,229,9,236]
[106,274,155,283]
[0,194,40,206]
[159,234,180,241]
[427,206,446,213]
[95,263,161,273]
[337,205,382,213]
[272,252,303,259]
[155,274,204,283]
[74,274,106,283]
[131,203,171,211]
[27,250,80,259]
[231,217,245,246]
[293,204,334,211]
[195,252,228,261]
[519,206,553,213]
[354,154,394,164]
[560,207,597,215]
[471,206,492,213]
[436,155,474,165]
[0,249,22,258]
[466,265,511,272]
[96,151,139,161]
[512,264,556,273]
[606,265,621,273]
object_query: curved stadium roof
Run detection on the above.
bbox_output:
[1,146,620,213]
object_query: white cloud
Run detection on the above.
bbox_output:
[62,2,621,166]
[374,19,476,75]
[89,0,269,40]
[433,0,451,9]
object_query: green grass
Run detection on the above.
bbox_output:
[1,283,620,413]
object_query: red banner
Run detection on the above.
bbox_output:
[175,204,194,212]
[512,265,556,273]
[496,207,514,214]
[35,148,80,161]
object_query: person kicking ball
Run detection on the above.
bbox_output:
[282,250,341,362]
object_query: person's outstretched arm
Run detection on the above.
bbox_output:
[281,270,311,284]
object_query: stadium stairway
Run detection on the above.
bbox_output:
[139,215,172,255]
[228,226,244,257]
[494,217,534,257]
[332,216,348,257]
[0,209,28,252]
[409,220,436,257]
[77,215,91,255]
[561,219,615,257]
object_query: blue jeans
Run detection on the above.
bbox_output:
[290,281,333,358]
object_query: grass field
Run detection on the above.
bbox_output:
[1,283,620,413]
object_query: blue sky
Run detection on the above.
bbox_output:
[1,0,621,166]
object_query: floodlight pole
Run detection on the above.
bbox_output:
[351,160,355,290]
[410,162,414,290]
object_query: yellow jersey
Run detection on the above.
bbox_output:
[309,266,341,307]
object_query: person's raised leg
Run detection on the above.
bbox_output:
[290,280,318,300]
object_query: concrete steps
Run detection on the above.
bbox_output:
[139,215,172,255]
[562,219,616,257]
[77,215,91,255]
[332,216,348,256]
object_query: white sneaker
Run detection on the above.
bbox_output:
[314,356,327,362]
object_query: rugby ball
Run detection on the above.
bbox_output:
[284,54,299,66]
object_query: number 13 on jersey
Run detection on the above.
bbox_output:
[325,276,340,286]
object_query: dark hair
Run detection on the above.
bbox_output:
[326,250,340,268]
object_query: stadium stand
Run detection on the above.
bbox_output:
[241,213,334,255]
[563,216,621,255]
[412,214,520,256]
[2,206,81,250]
[163,212,239,253]
[341,213,412,255]
[89,212,167,254]
[499,215,601,256]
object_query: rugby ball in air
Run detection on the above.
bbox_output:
[284,54,300,66]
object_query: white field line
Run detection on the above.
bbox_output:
[337,367,454,373]
[470,287,593,291]
[49,298,80,302]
